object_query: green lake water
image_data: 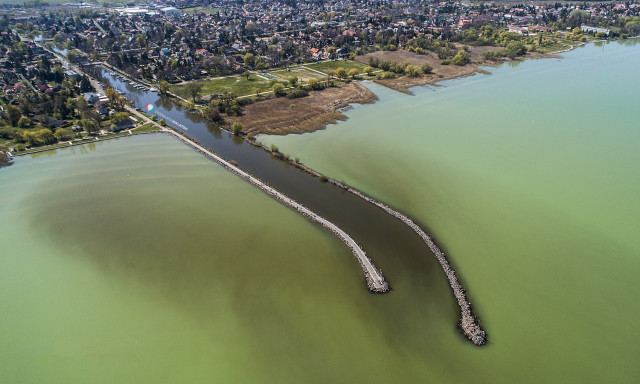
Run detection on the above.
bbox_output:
[259,40,640,382]
[1,40,639,383]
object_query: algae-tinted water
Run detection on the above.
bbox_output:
[260,40,640,382]
[1,40,639,383]
[1,135,461,383]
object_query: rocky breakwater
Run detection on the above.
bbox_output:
[330,180,487,345]
[161,130,389,293]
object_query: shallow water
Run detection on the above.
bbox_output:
[260,40,640,382]
[1,40,639,383]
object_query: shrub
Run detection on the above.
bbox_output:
[17,116,31,128]
[272,83,286,97]
[421,63,433,74]
[307,78,324,90]
[230,122,242,135]
[451,50,471,66]
[286,89,310,99]
[405,65,421,77]
[376,71,396,80]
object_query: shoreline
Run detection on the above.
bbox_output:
[232,47,575,136]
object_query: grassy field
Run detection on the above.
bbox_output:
[131,123,161,133]
[172,61,373,99]
[173,75,280,98]
[303,60,369,74]
[172,66,333,99]
[270,68,325,82]
[181,6,222,15]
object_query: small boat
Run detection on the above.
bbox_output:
[149,87,158,92]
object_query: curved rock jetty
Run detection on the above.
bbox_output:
[162,130,389,293]
[330,180,486,345]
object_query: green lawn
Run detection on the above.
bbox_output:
[173,76,278,98]
[303,60,369,74]
[182,6,222,15]
[172,61,370,99]
[271,68,325,82]
[131,123,161,133]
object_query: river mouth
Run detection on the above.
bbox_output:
[95,69,480,321]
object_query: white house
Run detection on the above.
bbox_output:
[161,7,180,17]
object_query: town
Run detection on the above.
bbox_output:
[1,0,640,153]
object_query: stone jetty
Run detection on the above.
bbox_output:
[332,180,487,345]
[245,140,487,345]
[162,130,389,293]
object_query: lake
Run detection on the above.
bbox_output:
[2,40,639,383]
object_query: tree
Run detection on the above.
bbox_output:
[79,75,93,92]
[184,81,204,101]
[254,57,267,71]
[421,63,433,74]
[307,78,321,90]
[157,80,171,95]
[54,128,73,141]
[270,144,279,153]
[505,41,527,58]
[25,129,56,146]
[364,66,374,75]
[335,67,347,79]
[326,70,335,85]
[348,68,359,78]
[7,105,21,126]
[230,122,242,135]
[111,112,130,123]
[451,50,471,66]
[405,65,421,78]
[272,83,286,97]
[105,88,124,110]
[202,104,223,123]
[244,53,255,68]
[288,77,298,87]
[17,116,31,128]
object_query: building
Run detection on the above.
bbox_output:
[161,7,180,17]
[581,25,611,36]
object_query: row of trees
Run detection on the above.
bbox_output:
[368,58,434,75]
